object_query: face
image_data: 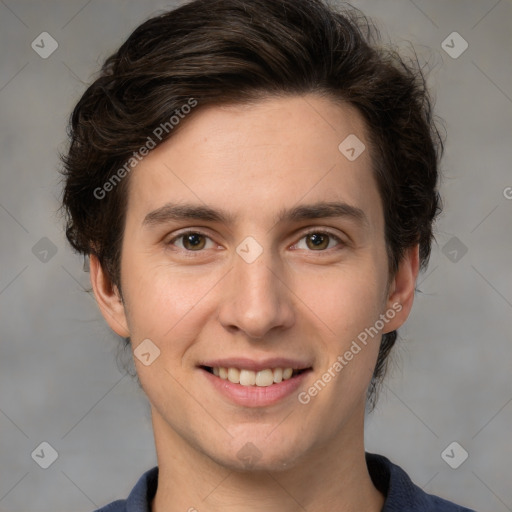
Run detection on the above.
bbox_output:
[91,94,417,472]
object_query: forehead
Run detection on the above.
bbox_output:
[125,94,382,231]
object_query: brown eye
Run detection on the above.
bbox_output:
[305,232,330,250]
[170,232,212,251]
[294,231,343,252]
[182,233,206,250]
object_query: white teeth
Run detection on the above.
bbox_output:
[211,366,299,386]
[255,369,274,386]
[282,367,293,379]
[239,369,256,386]
[227,367,240,384]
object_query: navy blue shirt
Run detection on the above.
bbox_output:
[93,453,476,511]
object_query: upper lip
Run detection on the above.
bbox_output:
[198,357,313,372]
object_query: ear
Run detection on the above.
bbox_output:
[382,244,420,333]
[89,254,130,338]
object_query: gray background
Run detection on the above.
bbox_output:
[0,0,511,511]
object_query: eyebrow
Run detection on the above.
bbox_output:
[142,201,368,228]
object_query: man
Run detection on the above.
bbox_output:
[60,0,476,510]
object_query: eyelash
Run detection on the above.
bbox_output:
[167,229,345,254]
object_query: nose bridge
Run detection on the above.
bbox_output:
[237,250,278,304]
[217,239,294,338]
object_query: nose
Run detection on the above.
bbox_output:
[216,247,295,340]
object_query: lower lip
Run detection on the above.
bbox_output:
[200,368,311,407]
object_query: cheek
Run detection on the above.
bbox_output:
[121,253,220,345]
[293,264,387,342]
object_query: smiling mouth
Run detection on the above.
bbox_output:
[200,366,311,387]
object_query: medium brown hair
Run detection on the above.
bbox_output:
[60,0,443,408]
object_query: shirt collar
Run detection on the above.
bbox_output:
[123,452,468,511]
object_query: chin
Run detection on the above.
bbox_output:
[207,432,311,473]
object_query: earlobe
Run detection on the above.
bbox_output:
[89,254,130,338]
[383,245,420,333]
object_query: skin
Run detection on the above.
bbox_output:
[90,94,419,512]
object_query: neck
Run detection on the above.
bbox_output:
[150,407,384,512]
